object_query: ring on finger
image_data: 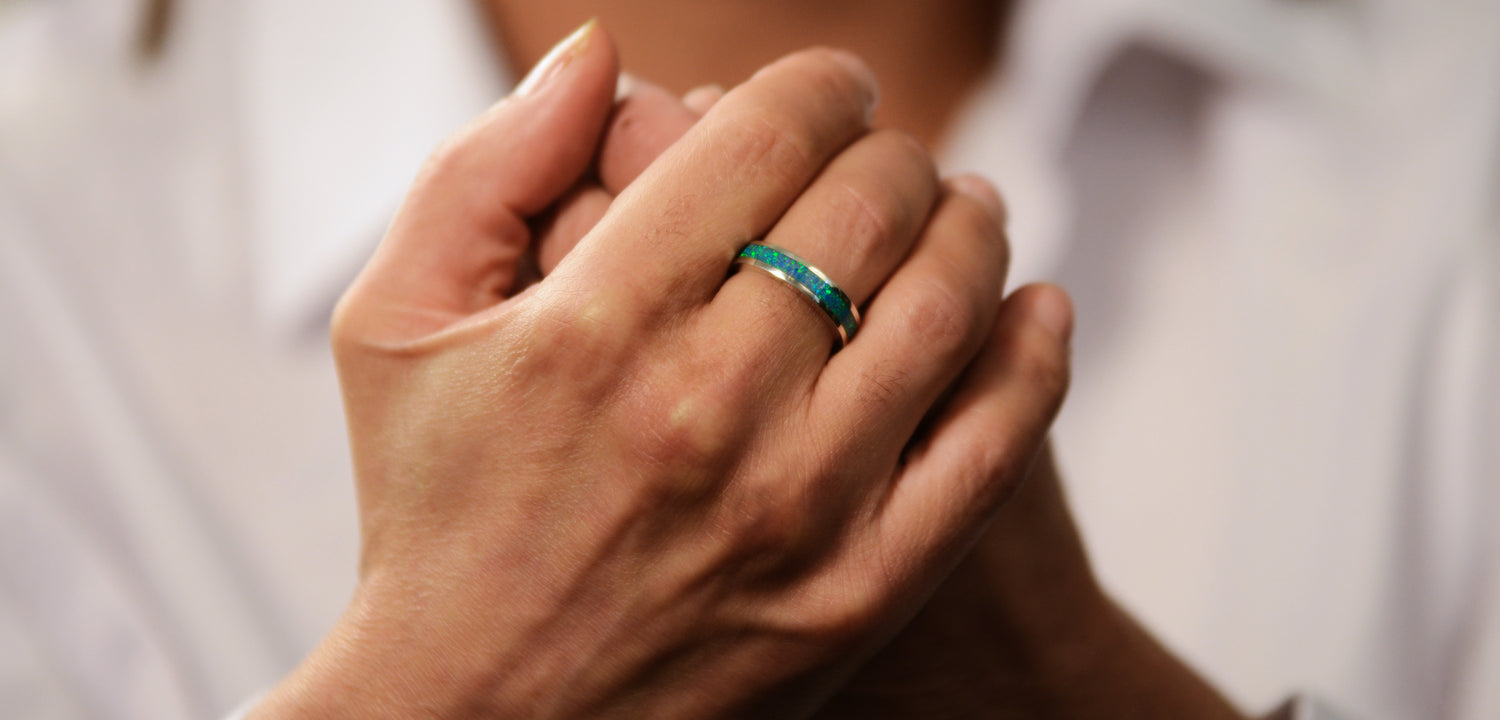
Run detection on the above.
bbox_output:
[732,242,861,351]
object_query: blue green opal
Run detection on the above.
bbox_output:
[737,243,859,344]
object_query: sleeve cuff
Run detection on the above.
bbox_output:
[1270,693,1356,720]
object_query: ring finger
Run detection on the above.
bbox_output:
[697,129,940,385]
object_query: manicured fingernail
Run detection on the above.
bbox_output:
[828,50,880,113]
[615,71,638,102]
[1032,285,1074,344]
[516,18,598,97]
[948,175,1007,227]
[682,84,725,114]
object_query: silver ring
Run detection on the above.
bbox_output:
[732,242,861,350]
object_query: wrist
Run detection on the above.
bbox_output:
[977,561,1123,712]
[248,587,489,720]
[1033,597,1249,720]
[954,513,1119,693]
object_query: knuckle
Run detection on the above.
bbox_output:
[639,400,721,470]
[532,286,641,359]
[812,131,939,274]
[823,178,899,268]
[523,301,603,363]
[497,291,645,398]
[961,434,1030,514]
[900,279,984,362]
[628,356,750,477]
[727,109,819,185]
[965,440,1010,489]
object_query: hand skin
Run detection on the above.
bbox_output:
[251,22,1070,720]
[814,446,1253,720]
[552,59,1260,720]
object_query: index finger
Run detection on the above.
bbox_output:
[556,48,879,314]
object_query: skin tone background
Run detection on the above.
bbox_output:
[480,0,1007,151]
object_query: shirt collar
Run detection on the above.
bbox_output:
[941,0,1366,284]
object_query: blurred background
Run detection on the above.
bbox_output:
[1,1,1495,718]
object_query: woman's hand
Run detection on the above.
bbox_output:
[254,22,1069,719]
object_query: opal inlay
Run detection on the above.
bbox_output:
[736,243,860,347]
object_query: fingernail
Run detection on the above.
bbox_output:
[1032,285,1074,344]
[516,18,598,97]
[682,84,725,114]
[615,71,638,102]
[948,175,1007,228]
[827,50,880,114]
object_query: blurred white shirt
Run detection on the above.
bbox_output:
[1,1,1495,719]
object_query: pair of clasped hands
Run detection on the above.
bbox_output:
[255,21,1104,720]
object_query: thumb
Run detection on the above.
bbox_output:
[340,20,618,344]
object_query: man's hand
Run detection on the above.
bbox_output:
[252,22,1069,719]
[574,55,1253,720]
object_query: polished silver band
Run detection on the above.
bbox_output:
[732,242,861,351]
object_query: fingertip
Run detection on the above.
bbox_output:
[514,18,614,98]
[446,18,618,213]
[944,174,1007,229]
[1023,283,1073,346]
[824,48,881,113]
[615,71,638,103]
[682,84,726,115]
[994,284,1073,415]
[597,76,701,193]
[749,47,880,121]
[363,19,624,339]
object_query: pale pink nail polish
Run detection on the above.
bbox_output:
[515,18,598,97]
